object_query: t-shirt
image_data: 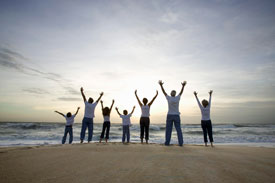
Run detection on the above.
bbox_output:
[65,115,75,126]
[120,114,132,126]
[166,95,181,115]
[141,105,150,117]
[196,95,212,121]
[84,101,97,118]
[103,115,110,122]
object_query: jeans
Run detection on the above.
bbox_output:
[100,121,111,139]
[140,117,150,140]
[80,117,93,142]
[62,126,73,144]
[201,120,213,143]
[122,125,130,143]
[165,115,183,146]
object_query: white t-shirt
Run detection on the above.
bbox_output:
[65,115,75,126]
[103,115,110,122]
[84,101,97,118]
[141,105,150,117]
[196,95,212,121]
[166,95,181,115]
[120,114,132,126]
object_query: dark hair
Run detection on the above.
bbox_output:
[143,98,148,105]
[202,100,209,108]
[88,97,94,103]
[123,110,128,115]
[66,112,72,117]
[103,107,110,116]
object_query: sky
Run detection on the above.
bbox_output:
[0,0,274,124]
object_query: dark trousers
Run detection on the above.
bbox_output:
[100,121,110,139]
[201,120,214,143]
[62,126,73,144]
[140,117,150,140]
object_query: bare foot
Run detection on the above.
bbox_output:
[99,139,102,143]
[205,143,208,147]
[211,142,214,147]
[80,140,83,144]
[105,139,108,143]
[146,140,148,144]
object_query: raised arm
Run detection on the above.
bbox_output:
[158,80,167,96]
[100,100,104,111]
[148,90,158,106]
[96,92,104,103]
[109,99,115,113]
[74,107,80,116]
[115,107,121,116]
[208,90,213,107]
[130,106,136,115]
[194,91,203,109]
[179,81,187,96]
[80,87,87,102]
[54,110,65,117]
[134,90,143,107]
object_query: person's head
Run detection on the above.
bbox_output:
[171,90,176,97]
[103,107,110,116]
[123,110,128,115]
[66,112,72,117]
[202,99,209,108]
[142,98,148,105]
[88,97,94,103]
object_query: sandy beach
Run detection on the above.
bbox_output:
[0,143,274,183]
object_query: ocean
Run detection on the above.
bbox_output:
[0,122,275,147]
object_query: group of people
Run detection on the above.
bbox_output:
[54,80,214,147]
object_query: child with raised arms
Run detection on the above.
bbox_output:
[99,99,115,143]
[54,107,80,144]
[115,106,135,144]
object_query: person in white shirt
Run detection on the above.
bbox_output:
[99,99,115,143]
[194,90,214,147]
[54,107,80,144]
[80,87,103,143]
[158,80,187,146]
[115,106,135,143]
[135,90,158,144]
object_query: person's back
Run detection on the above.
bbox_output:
[141,105,150,117]
[166,95,181,115]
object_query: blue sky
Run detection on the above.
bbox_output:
[0,0,274,124]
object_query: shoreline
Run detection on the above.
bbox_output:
[1,142,275,148]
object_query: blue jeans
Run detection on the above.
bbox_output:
[165,115,183,146]
[122,125,130,143]
[80,117,93,142]
[62,126,73,144]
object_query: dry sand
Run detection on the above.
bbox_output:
[0,143,274,183]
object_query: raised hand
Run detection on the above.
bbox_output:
[77,107,80,110]
[135,90,137,94]
[156,90,158,94]
[115,107,118,110]
[112,99,115,103]
[209,90,213,95]
[158,80,164,85]
[182,81,187,86]
[100,92,104,96]
[80,87,84,92]
[194,91,198,96]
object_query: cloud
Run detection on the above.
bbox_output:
[0,47,79,95]
[22,88,50,95]
[57,97,81,101]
